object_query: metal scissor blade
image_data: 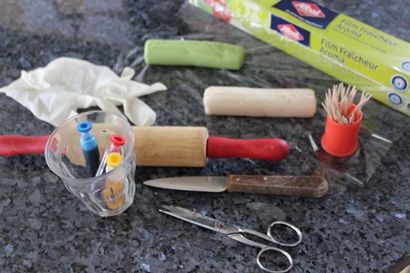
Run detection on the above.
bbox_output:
[159,205,239,235]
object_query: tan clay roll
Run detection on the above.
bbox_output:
[134,126,209,167]
[203,86,316,117]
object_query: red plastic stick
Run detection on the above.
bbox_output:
[207,137,289,161]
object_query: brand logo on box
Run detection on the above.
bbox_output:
[292,1,325,18]
[278,24,304,41]
[204,0,231,21]
[271,14,311,46]
[274,0,339,29]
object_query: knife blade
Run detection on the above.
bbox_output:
[144,175,329,198]
[388,255,410,273]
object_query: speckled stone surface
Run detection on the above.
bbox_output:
[0,1,409,272]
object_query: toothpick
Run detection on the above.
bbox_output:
[322,83,371,124]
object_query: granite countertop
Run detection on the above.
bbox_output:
[0,0,409,272]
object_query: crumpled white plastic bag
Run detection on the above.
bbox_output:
[0,57,167,127]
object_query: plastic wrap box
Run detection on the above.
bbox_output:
[189,0,410,116]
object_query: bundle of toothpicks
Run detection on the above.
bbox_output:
[322,83,372,124]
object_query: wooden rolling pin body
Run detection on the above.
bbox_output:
[134,127,208,167]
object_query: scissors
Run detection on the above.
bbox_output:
[159,205,302,273]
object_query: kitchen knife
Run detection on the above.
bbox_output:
[0,126,289,167]
[143,175,329,198]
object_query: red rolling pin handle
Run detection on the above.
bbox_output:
[207,137,289,161]
[0,135,49,156]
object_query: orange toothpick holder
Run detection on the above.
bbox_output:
[321,104,363,157]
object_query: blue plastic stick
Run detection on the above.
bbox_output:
[77,121,100,177]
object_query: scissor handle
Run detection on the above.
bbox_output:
[239,221,302,247]
[257,246,293,273]
[227,233,294,273]
[267,221,302,247]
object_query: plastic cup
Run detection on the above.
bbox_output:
[45,111,136,217]
[321,104,363,157]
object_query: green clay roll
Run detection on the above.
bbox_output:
[144,39,245,70]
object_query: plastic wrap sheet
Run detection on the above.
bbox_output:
[114,3,408,191]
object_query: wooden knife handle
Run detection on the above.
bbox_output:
[227,175,329,198]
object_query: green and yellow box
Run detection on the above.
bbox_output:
[189,0,410,116]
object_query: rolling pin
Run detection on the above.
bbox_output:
[0,127,289,167]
